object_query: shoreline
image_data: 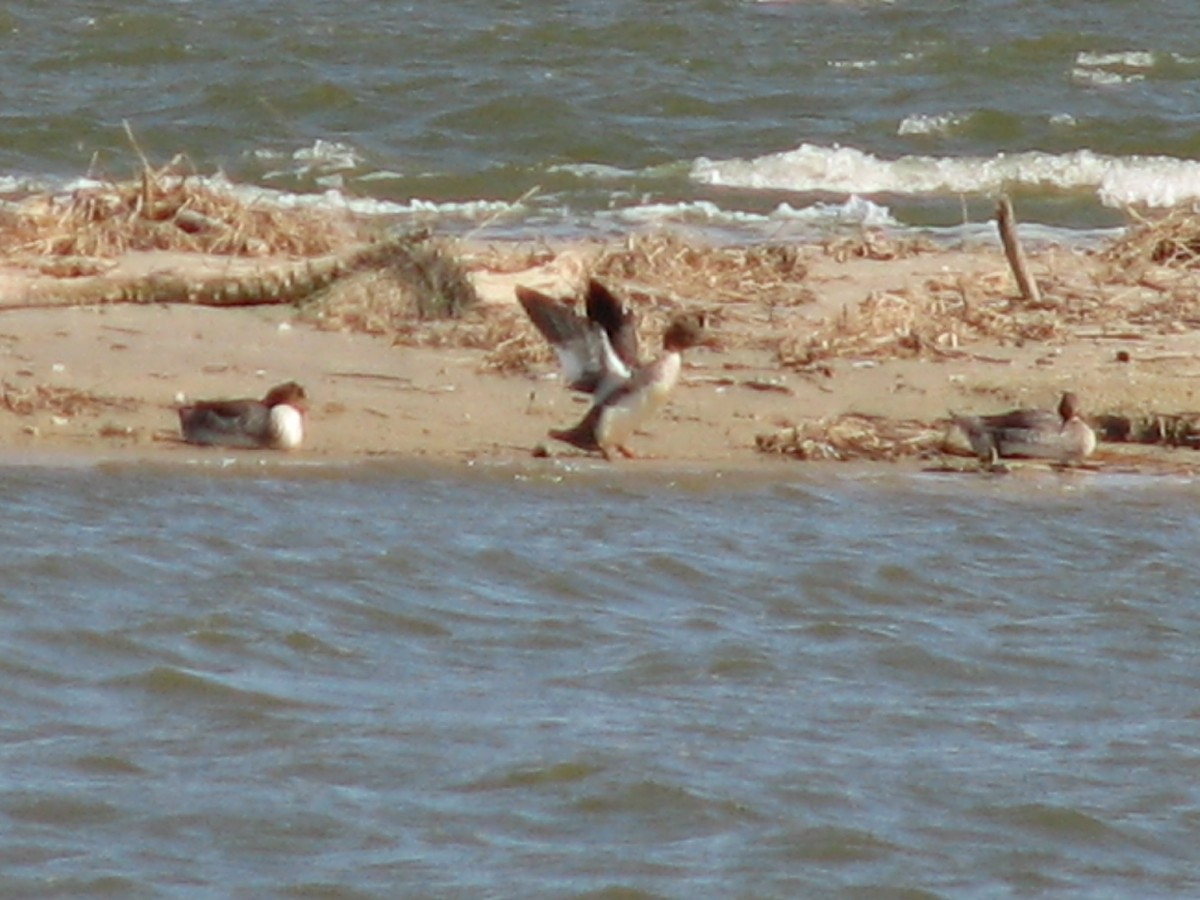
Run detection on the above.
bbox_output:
[3,214,1200,477]
[0,441,1195,491]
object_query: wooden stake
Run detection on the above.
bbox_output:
[996,194,1042,304]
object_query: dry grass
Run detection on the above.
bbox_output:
[302,232,480,331]
[755,414,949,461]
[8,159,1200,359]
[479,231,816,374]
[780,212,1200,370]
[821,229,937,263]
[780,273,1072,368]
[780,238,1192,368]
[1092,208,1200,331]
[1103,207,1200,272]
[0,157,359,260]
[479,304,558,374]
[0,158,478,320]
[469,241,579,275]
[593,231,813,307]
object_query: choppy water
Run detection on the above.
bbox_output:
[4,0,1200,241]
[3,460,1200,897]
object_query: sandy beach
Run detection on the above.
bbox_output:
[2,219,1200,473]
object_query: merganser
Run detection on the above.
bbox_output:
[517,279,706,460]
[177,381,307,450]
[954,391,1095,465]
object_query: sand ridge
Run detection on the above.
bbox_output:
[1,234,1199,474]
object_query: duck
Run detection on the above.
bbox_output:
[177,381,307,450]
[516,279,706,460]
[953,391,1096,466]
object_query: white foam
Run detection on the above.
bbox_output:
[1072,50,1157,86]
[1072,67,1145,87]
[546,162,640,180]
[281,189,519,220]
[291,139,362,171]
[1075,51,1156,70]
[0,175,29,194]
[775,195,895,226]
[897,112,967,137]
[606,195,894,229]
[690,142,1200,208]
[829,58,880,71]
[1098,157,1200,208]
[255,139,366,182]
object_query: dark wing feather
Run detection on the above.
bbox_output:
[954,407,1064,461]
[178,400,271,447]
[516,285,631,394]
[516,286,589,348]
[978,408,1061,431]
[584,279,639,369]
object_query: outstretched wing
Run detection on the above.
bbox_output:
[584,279,639,370]
[516,286,631,395]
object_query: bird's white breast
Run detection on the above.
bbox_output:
[597,353,681,448]
[269,405,305,450]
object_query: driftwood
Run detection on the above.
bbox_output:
[996,195,1042,304]
[2,230,478,316]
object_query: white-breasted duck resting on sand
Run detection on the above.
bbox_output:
[177,381,307,450]
[953,391,1096,466]
[516,279,707,460]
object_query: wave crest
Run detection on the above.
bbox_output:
[690,142,1200,208]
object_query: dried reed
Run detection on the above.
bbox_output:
[593,231,813,307]
[302,233,480,330]
[1103,207,1200,273]
[780,275,1071,369]
[755,414,948,461]
[0,158,358,260]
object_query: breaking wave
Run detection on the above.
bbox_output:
[690,142,1200,209]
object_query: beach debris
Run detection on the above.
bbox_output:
[593,231,813,307]
[1104,206,1200,272]
[822,229,936,262]
[754,401,1200,464]
[997,195,1043,304]
[755,414,948,461]
[0,154,478,320]
[0,382,138,418]
[1097,208,1200,327]
[99,422,138,439]
[0,158,355,260]
[2,221,477,317]
[779,281,1066,369]
[303,231,479,327]
[1092,411,1200,447]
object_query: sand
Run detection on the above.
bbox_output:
[1,234,1199,473]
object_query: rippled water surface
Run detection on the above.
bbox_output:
[4,0,1200,238]
[3,461,1200,896]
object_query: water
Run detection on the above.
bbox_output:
[3,0,1200,242]
[5,7,1200,891]
[3,460,1200,896]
